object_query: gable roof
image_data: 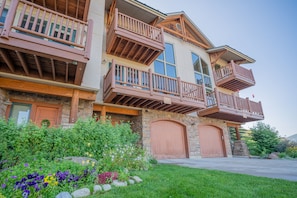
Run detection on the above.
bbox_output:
[157,11,214,49]
[207,45,255,64]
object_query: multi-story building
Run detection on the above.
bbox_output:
[0,0,264,159]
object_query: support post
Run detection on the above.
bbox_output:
[1,0,19,38]
[69,89,79,123]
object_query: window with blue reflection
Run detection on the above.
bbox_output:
[154,43,176,78]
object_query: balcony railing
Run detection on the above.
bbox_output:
[213,60,255,91]
[103,60,206,114]
[0,0,93,59]
[106,8,164,65]
[200,88,264,122]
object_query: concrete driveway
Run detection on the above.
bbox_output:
[158,157,297,182]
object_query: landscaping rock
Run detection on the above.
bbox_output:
[128,179,135,185]
[131,176,142,183]
[268,152,279,159]
[93,185,102,194]
[56,192,72,198]
[71,188,91,198]
[102,184,112,191]
[112,180,127,187]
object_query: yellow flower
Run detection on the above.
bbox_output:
[82,160,85,165]
[86,160,90,164]
[92,162,95,167]
[87,143,91,147]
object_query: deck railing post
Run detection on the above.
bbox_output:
[111,60,115,89]
[246,97,251,112]
[230,60,236,77]
[232,93,238,110]
[178,77,183,101]
[114,8,118,30]
[84,19,93,60]
[214,88,220,108]
[149,69,153,96]
[202,84,207,106]
[259,101,263,115]
[1,0,19,39]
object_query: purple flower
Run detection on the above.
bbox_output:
[11,175,17,179]
[1,183,6,188]
[43,182,48,188]
[24,163,29,167]
[22,189,30,198]
[34,183,40,192]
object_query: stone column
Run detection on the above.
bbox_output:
[233,140,250,157]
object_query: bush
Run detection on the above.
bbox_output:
[98,144,151,173]
[286,146,297,158]
[250,122,280,155]
[0,117,139,169]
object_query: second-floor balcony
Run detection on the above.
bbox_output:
[103,60,206,114]
[106,8,164,65]
[0,0,93,85]
[213,60,255,91]
[199,88,264,123]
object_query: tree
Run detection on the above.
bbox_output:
[250,122,280,155]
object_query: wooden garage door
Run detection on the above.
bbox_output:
[34,106,60,127]
[151,120,188,159]
[199,125,226,158]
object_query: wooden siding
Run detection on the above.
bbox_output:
[106,8,164,65]
[103,60,206,114]
[213,60,255,91]
[199,88,264,123]
[0,0,93,85]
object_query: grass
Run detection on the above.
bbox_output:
[92,164,297,198]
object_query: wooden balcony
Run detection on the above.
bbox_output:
[0,0,93,85]
[213,60,255,91]
[103,60,206,114]
[106,8,164,65]
[199,89,264,123]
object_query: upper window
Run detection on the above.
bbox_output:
[192,53,212,90]
[9,103,31,125]
[154,43,176,78]
[0,8,8,26]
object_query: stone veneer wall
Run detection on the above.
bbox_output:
[0,88,8,118]
[7,91,93,125]
[141,109,232,158]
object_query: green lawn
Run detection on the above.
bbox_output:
[92,164,297,198]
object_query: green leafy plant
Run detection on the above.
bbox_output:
[286,146,297,158]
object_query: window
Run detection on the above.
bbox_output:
[20,15,47,34]
[0,8,8,26]
[50,24,76,43]
[192,52,212,90]
[154,43,176,78]
[9,103,31,125]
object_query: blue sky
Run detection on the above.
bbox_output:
[141,0,297,137]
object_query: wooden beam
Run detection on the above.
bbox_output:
[0,49,15,72]
[0,77,96,100]
[149,17,159,26]
[83,0,91,22]
[180,15,187,40]
[65,62,69,83]
[16,51,29,75]
[65,0,68,15]
[74,62,86,85]
[107,0,116,25]
[50,59,56,80]
[34,55,43,78]
[69,89,79,123]
[93,104,139,116]
[75,0,80,19]
[209,50,227,66]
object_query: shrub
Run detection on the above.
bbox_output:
[0,117,139,169]
[250,122,280,155]
[98,144,151,173]
[286,146,297,158]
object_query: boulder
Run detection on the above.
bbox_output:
[93,185,102,194]
[128,179,135,185]
[56,192,72,198]
[268,152,279,159]
[102,184,112,191]
[112,180,127,187]
[71,188,91,198]
[131,176,142,183]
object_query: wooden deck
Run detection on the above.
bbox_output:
[103,60,206,114]
[199,88,264,123]
[106,8,164,65]
[213,60,255,91]
[0,0,93,85]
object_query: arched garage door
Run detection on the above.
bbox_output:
[198,125,226,158]
[151,120,188,159]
